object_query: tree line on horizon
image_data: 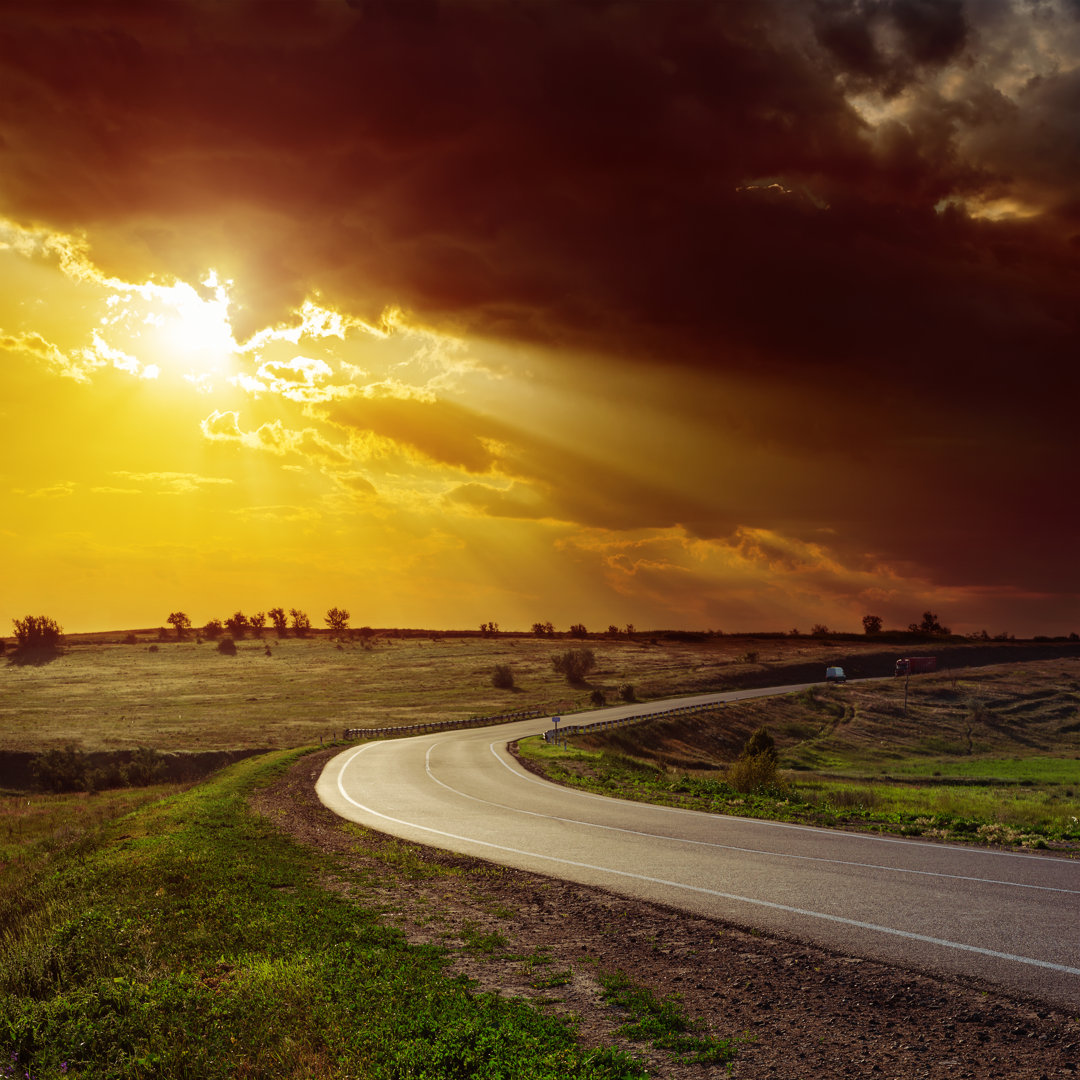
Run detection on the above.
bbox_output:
[164,607,356,641]
[4,609,1077,658]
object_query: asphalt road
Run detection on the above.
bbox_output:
[317,683,1080,1009]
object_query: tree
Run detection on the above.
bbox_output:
[167,611,192,640]
[624,623,635,638]
[862,614,883,636]
[531,621,554,637]
[268,607,289,638]
[606,624,620,637]
[910,611,950,636]
[12,615,63,655]
[248,611,267,638]
[480,621,499,637]
[202,618,223,641]
[568,623,588,639]
[551,647,596,684]
[225,611,248,640]
[290,608,311,638]
[810,624,830,637]
[325,607,350,636]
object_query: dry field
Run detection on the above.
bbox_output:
[2,632,1077,756]
[0,632,878,754]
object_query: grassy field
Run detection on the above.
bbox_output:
[4,632,1075,756]
[0,751,659,1080]
[519,659,1080,852]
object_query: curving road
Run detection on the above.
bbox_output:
[317,684,1080,1009]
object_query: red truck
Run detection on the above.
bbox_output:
[894,656,937,676]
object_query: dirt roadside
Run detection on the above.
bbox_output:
[252,749,1079,1079]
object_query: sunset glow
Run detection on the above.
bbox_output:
[0,1,1076,637]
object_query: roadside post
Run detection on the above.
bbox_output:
[552,715,561,748]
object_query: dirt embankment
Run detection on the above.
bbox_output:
[253,750,1080,1080]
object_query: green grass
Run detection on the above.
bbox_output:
[0,786,183,866]
[0,751,649,1079]
[870,755,1079,783]
[597,969,740,1067]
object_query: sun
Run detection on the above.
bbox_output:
[144,273,238,379]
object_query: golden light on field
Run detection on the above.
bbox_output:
[0,2,1076,638]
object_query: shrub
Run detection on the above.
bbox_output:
[122,633,138,645]
[619,684,636,702]
[743,727,777,762]
[492,664,515,690]
[217,636,237,656]
[589,689,606,707]
[727,753,785,795]
[126,747,166,786]
[31,745,88,792]
[552,647,596,684]
[728,727,783,795]
[12,614,63,654]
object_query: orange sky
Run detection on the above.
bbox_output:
[1,0,1077,637]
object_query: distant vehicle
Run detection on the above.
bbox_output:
[825,666,846,682]
[894,656,937,676]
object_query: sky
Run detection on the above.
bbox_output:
[0,0,1077,637]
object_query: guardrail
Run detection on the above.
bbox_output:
[541,699,725,743]
[342,696,728,743]
[343,702,579,741]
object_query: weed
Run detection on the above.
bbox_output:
[598,969,739,1066]
[460,922,508,955]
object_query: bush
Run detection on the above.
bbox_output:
[743,727,777,762]
[728,727,783,794]
[589,689,606,707]
[727,753,785,795]
[31,745,87,792]
[619,684,636,702]
[492,664,515,690]
[217,637,237,656]
[126,747,166,786]
[12,614,63,654]
[552,648,596,684]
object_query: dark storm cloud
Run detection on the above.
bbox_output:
[813,0,969,93]
[0,0,1076,605]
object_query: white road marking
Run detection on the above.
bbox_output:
[332,744,1080,979]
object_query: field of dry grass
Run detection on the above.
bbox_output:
[1,632,1076,759]
[0,631,908,754]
